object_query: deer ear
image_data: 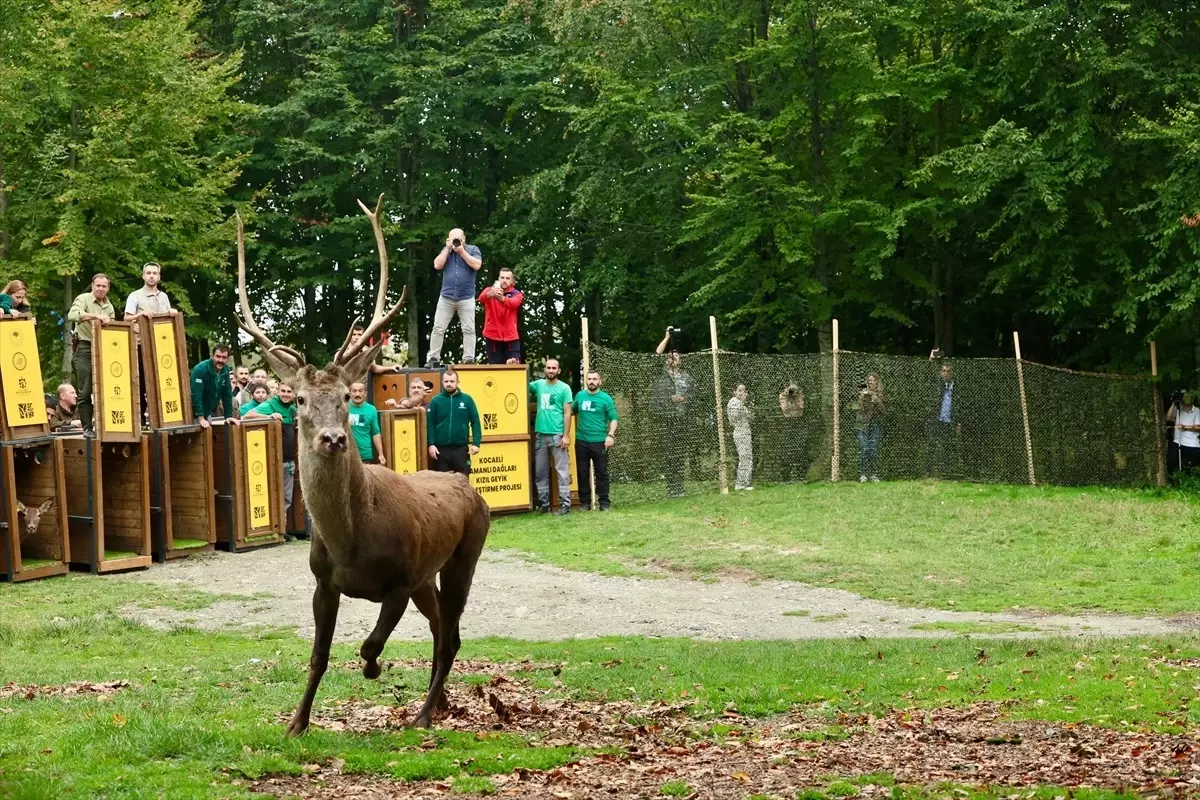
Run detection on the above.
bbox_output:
[38,498,54,514]
[14,500,25,514]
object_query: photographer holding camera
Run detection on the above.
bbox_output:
[852,373,886,482]
[1166,390,1200,474]
[427,227,483,368]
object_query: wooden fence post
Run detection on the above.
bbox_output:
[831,319,840,482]
[1013,332,1036,485]
[710,316,729,495]
[581,316,595,509]
[1151,341,1166,487]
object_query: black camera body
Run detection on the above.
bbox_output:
[1170,388,1187,406]
[452,238,462,248]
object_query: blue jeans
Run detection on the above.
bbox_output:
[856,424,881,479]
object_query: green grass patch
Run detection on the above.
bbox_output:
[813,613,850,623]
[0,577,1197,799]
[782,609,811,617]
[16,557,58,571]
[909,621,1045,635]
[490,481,1200,615]
[172,538,210,550]
[103,549,139,561]
[659,779,693,796]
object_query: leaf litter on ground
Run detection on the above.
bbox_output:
[254,660,1200,799]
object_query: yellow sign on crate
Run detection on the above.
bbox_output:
[0,319,48,428]
[100,328,134,432]
[391,416,419,476]
[470,439,531,511]
[456,368,528,438]
[152,319,184,424]
[245,429,273,530]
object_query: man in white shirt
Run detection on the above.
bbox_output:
[1167,392,1200,473]
[124,262,174,318]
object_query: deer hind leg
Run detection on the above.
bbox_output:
[288,583,341,737]
[359,589,411,680]
[414,546,482,728]
[410,582,449,711]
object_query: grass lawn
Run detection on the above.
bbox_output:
[1,576,1199,798]
[490,481,1200,616]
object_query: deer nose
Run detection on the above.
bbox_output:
[321,431,347,450]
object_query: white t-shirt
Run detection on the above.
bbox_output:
[124,287,172,316]
[1175,405,1200,448]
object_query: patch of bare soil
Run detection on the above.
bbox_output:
[0,680,129,701]
[250,662,1200,799]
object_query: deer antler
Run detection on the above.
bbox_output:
[336,195,407,365]
[235,212,304,375]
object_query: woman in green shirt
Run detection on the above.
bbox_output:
[0,280,31,316]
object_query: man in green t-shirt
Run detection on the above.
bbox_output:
[348,381,385,465]
[573,370,619,511]
[529,358,573,514]
[244,382,299,534]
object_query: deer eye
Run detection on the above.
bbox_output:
[296,396,306,406]
[343,393,351,402]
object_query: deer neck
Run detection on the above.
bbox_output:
[297,440,370,556]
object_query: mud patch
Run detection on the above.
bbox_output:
[0,680,130,701]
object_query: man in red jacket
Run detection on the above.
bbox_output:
[479,267,524,364]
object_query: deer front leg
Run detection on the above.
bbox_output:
[288,583,341,737]
[409,582,448,710]
[359,589,410,680]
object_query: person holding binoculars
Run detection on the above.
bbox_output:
[427,227,483,368]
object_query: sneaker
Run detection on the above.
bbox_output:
[870,476,881,483]
[425,357,442,369]
[536,504,551,514]
[554,504,570,516]
[576,505,592,512]
[743,486,754,491]
[859,475,868,483]
[598,503,611,512]
[667,490,685,499]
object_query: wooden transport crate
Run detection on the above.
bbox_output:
[373,368,441,409]
[63,435,152,574]
[88,319,143,443]
[0,438,70,582]
[0,317,51,443]
[140,313,193,430]
[379,408,428,475]
[213,418,285,551]
[150,426,216,561]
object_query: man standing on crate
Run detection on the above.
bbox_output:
[66,273,116,435]
[426,369,482,476]
[426,228,483,368]
[531,358,573,514]
[479,267,523,364]
[190,345,236,429]
[573,370,619,510]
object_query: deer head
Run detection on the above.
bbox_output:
[15,498,54,541]
[235,196,405,459]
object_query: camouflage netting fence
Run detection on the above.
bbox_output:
[589,343,1163,502]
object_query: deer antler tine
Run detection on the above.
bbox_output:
[333,315,364,365]
[354,286,407,351]
[357,194,390,325]
[233,216,305,371]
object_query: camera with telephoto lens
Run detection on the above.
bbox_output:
[452,238,462,248]
[1170,388,1188,407]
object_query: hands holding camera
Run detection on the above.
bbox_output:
[444,234,465,255]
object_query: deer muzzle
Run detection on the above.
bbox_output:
[318,429,348,454]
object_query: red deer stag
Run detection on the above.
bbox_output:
[234,197,490,734]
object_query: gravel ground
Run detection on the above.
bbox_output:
[114,542,1194,643]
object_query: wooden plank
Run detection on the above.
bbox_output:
[96,555,151,574]
[10,563,68,582]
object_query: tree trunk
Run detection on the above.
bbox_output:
[61,276,74,380]
[0,145,9,261]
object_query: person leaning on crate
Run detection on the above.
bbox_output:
[66,273,116,435]
[190,344,236,429]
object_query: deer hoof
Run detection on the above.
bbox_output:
[363,660,382,680]
[413,713,432,729]
[286,717,309,738]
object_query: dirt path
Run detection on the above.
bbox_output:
[114,543,1191,643]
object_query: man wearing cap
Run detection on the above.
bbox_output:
[1167,391,1200,474]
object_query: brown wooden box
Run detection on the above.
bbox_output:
[0,438,70,582]
[150,426,216,561]
[379,408,428,475]
[140,313,193,430]
[213,418,285,551]
[0,317,52,443]
[89,319,143,443]
[373,368,442,409]
[63,435,152,574]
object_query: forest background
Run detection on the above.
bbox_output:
[4,0,1200,385]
